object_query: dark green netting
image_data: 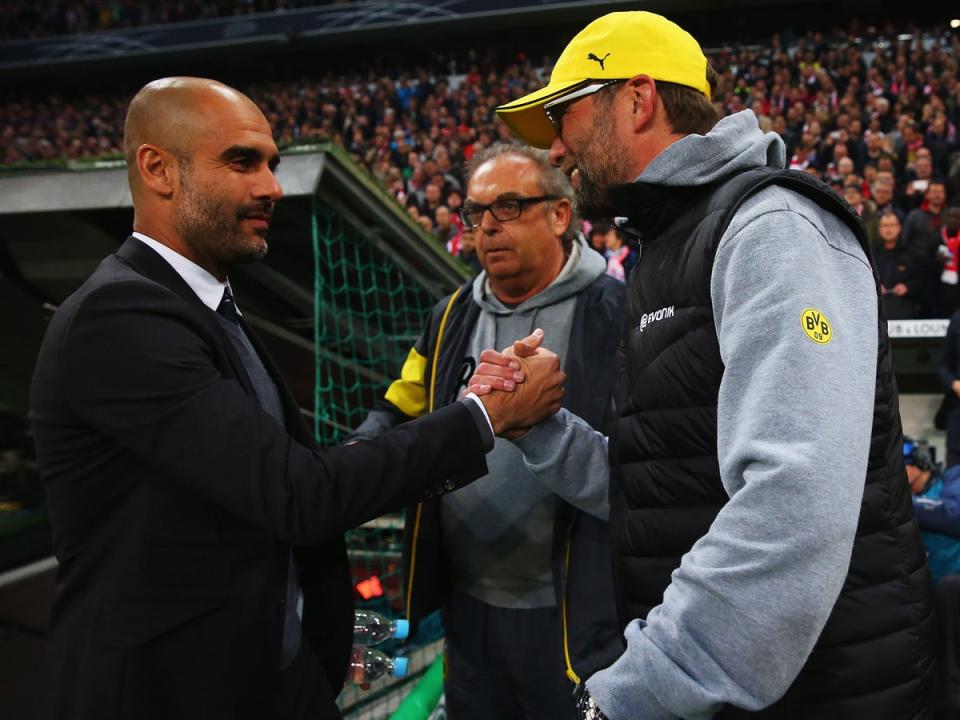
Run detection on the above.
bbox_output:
[310,194,448,718]
[311,199,437,445]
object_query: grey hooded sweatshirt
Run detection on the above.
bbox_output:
[514,110,878,717]
[441,236,607,609]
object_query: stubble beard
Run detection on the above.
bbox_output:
[571,113,633,220]
[175,174,269,272]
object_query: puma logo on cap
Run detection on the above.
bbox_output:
[587,52,610,70]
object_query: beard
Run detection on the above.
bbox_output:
[569,113,634,220]
[175,172,270,272]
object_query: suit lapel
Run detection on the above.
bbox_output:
[240,319,315,447]
[115,237,258,399]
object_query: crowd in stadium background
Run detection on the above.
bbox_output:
[0,0,344,39]
[2,15,960,318]
[4,4,960,719]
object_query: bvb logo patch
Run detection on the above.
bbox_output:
[801,307,833,345]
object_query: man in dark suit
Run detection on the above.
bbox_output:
[28,77,565,720]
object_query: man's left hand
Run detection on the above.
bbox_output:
[466,328,544,395]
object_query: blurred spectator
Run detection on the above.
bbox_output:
[871,177,904,237]
[417,214,434,234]
[446,189,464,216]
[836,156,855,184]
[940,208,960,317]
[434,205,460,250]
[457,227,482,275]
[843,180,878,244]
[602,227,637,283]
[926,113,957,176]
[587,222,612,257]
[904,181,948,317]
[895,121,926,177]
[860,164,878,200]
[421,184,444,223]
[875,212,917,320]
[904,150,937,211]
[906,440,960,583]
[939,312,960,467]
[821,139,850,178]
[863,130,887,169]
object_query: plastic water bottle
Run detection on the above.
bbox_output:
[353,609,410,646]
[347,646,409,684]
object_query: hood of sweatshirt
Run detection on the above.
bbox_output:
[471,234,605,315]
[608,110,787,236]
[640,109,786,187]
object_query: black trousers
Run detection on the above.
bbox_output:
[272,641,342,720]
[937,575,960,719]
[443,590,577,720]
[948,409,960,469]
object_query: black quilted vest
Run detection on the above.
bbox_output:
[608,167,936,717]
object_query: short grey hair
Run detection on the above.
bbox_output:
[465,142,579,255]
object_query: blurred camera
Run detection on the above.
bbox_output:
[903,438,935,472]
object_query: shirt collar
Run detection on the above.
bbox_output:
[132,232,238,314]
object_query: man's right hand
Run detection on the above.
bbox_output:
[481,359,565,436]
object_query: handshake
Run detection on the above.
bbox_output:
[467,328,566,438]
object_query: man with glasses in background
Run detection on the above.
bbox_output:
[352,143,623,719]
[478,10,935,719]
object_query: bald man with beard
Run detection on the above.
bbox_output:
[28,78,564,720]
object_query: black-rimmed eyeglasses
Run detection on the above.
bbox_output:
[544,79,625,137]
[459,195,559,229]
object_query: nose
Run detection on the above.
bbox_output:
[255,165,283,203]
[479,208,501,235]
[548,136,566,168]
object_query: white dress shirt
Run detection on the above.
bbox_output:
[133,232,238,314]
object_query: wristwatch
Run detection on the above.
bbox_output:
[575,684,609,720]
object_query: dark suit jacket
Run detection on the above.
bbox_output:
[29,238,489,720]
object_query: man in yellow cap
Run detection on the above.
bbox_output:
[481,10,936,720]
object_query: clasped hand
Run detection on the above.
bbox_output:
[466,328,565,437]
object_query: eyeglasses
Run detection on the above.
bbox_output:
[543,79,625,137]
[459,195,559,229]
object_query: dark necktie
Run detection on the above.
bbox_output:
[217,286,240,324]
[215,283,302,666]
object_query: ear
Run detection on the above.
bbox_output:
[550,198,572,238]
[625,75,658,133]
[135,144,178,198]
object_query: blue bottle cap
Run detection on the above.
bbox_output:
[392,656,409,678]
[394,619,410,640]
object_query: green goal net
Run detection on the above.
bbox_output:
[304,153,467,717]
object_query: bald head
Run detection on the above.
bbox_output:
[122,76,282,280]
[124,77,266,187]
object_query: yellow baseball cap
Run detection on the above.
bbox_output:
[496,11,711,148]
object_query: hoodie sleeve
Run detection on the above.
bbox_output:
[511,408,610,520]
[586,188,878,719]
